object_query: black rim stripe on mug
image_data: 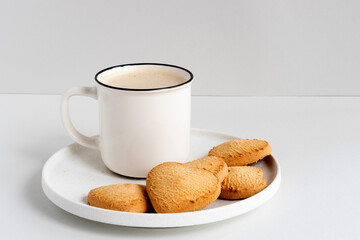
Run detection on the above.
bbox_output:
[95,63,193,91]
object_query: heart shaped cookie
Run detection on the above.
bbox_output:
[209,139,272,166]
[146,162,221,213]
[220,166,267,199]
[185,156,228,182]
[88,183,152,213]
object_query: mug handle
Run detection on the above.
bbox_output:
[61,86,100,150]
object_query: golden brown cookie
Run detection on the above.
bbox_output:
[146,162,221,213]
[208,139,272,166]
[88,183,152,213]
[220,166,267,199]
[185,156,228,182]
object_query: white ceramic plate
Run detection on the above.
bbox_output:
[42,128,281,228]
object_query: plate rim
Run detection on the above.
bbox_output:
[42,128,281,228]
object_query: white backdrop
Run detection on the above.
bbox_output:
[1,0,360,96]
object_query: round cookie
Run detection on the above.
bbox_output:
[220,166,267,199]
[185,156,228,182]
[88,183,152,213]
[146,162,221,213]
[208,139,272,166]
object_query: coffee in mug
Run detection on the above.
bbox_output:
[101,68,187,89]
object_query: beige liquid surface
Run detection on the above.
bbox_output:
[101,68,187,89]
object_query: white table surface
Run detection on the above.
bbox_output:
[1,94,359,239]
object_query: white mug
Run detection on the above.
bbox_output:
[61,63,193,178]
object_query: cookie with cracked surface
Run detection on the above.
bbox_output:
[208,139,272,166]
[146,162,221,213]
[88,183,152,213]
[185,156,228,182]
[220,166,267,199]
